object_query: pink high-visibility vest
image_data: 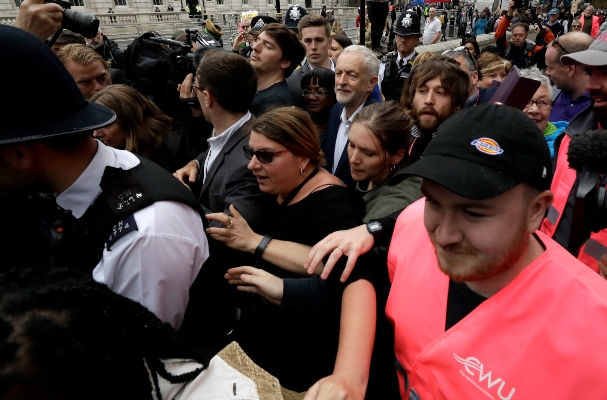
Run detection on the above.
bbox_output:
[387,199,607,400]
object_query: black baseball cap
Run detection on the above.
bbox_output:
[1,25,115,144]
[390,104,552,199]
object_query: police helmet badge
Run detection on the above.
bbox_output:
[402,13,412,28]
[289,5,302,21]
[252,18,266,30]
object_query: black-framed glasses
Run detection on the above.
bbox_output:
[524,99,553,110]
[552,33,572,55]
[302,90,332,98]
[243,145,290,163]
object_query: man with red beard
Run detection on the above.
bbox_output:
[539,30,607,274]
[402,56,469,161]
[386,104,607,400]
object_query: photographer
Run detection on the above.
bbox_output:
[86,28,125,72]
[540,30,607,275]
[494,0,554,69]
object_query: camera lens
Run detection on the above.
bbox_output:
[62,9,100,38]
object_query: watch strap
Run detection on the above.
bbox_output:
[255,235,272,258]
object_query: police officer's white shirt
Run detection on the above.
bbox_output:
[378,51,417,91]
[422,16,442,45]
[333,102,366,174]
[204,112,251,184]
[56,141,210,330]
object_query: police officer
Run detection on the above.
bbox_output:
[0,23,209,331]
[378,9,421,101]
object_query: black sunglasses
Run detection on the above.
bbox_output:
[552,33,572,55]
[243,145,289,163]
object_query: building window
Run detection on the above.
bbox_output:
[114,0,127,6]
[216,0,223,4]
[14,0,23,6]
[242,0,249,4]
[268,0,272,4]
[69,0,85,5]
[321,0,326,4]
[153,0,163,5]
[288,0,293,4]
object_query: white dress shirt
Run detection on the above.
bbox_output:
[57,141,209,330]
[203,112,252,184]
[333,102,366,174]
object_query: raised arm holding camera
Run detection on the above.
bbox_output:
[15,0,63,41]
[494,0,554,69]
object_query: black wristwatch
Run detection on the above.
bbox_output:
[366,221,383,242]
[255,234,272,259]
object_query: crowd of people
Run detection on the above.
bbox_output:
[3,0,607,398]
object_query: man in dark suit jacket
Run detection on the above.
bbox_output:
[286,15,335,108]
[174,51,273,351]
[322,45,380,188]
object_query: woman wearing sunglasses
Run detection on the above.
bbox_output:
[205,107,375,397]
[570,20,582,31]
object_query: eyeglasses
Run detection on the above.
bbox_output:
[191,83,203,95]
[552,33,572,55]
[524,99,553,110]
[302,90,332,98]
[243,146,290,163]
[571,24,581,29]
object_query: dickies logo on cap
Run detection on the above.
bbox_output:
[389,104,553,200]
[471,138,504,155]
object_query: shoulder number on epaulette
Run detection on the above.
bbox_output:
[106,214,138,251]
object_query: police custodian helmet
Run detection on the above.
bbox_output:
[394,10,422,37]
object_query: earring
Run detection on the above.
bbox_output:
[391,165,396,172]
[300,168,305,175]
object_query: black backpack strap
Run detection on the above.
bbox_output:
[130,156,205,220]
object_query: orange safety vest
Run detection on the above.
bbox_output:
[387,199,607,400]
[539,134,607,272]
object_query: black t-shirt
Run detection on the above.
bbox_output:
[508,44,528,69]
[249,80,294,116]
[445,280,487,330]
[237,185,367,392]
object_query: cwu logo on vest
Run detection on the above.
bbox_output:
[453,353,516,400]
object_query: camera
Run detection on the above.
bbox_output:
[45,0,100,38]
